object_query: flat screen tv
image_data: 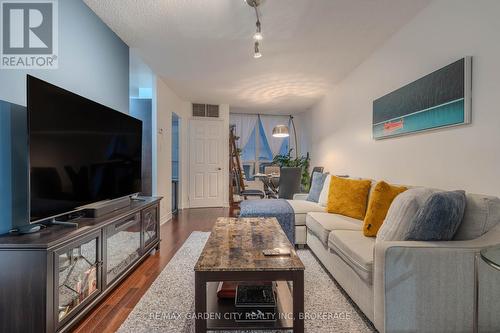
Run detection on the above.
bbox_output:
[28,75,142,223]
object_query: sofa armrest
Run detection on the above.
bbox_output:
[292,193,309,201]
[374,224,500,333]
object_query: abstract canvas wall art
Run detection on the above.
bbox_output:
[373,57,472,139]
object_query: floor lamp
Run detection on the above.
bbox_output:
[272,115,298,158]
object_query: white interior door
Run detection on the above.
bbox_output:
[189,118,225,208]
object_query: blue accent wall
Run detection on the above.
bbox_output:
[0,0,129,234]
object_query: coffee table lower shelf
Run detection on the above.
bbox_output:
[206,281,293,331]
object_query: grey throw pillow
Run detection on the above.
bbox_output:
[306,172,328,202]
[376,188,437,242]
[405,190,466,241]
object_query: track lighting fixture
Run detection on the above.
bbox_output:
[246,0,263,58]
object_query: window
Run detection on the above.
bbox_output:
[230,114,291,180]
[241,126,257,180]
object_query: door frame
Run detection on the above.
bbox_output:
[188,117,227,208]
[171,112,181,213]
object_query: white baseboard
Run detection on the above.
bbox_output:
[160,212,172,225]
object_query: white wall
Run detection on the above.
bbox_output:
[155,77,230,221]
[308,0,500,196]
[130,48,154,99]
[155,78,190,223]
[293,111,313,158]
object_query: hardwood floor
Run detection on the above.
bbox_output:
[72,206,239,333]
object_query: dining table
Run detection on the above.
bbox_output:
[254,173,280,198]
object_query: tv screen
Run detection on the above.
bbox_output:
[28,76,142,222]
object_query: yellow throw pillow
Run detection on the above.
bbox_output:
[327,176,372,220]
[363,181,407,237]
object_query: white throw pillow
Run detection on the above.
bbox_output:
[318,175,332,207]
[376,187,437,242]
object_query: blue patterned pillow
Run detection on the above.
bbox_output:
[405,190,466,241]
[306,172,328,202]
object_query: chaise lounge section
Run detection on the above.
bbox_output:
[286,195,325,245]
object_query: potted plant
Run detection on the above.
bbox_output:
[272,150,311,192]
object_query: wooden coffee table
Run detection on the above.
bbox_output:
[194,217,305,332]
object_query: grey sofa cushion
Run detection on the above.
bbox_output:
[306,212,362,246]
[328,230,375,284]
[287,200,325,226]
[377,188,437,242]
[307,172,328,202]
[454,193,500,240]
[405,191,466,241]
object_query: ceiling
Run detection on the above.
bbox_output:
[84,0,431,114]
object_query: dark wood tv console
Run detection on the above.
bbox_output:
[0,197,161,333]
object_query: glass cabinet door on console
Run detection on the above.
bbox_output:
[105,213,141,285]
[142,205,159,249]
[54,230,102,328]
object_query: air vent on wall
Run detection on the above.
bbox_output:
[207,104,219,118]
[192,103,206,117]
[192,103,219,118]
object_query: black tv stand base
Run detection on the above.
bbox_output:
[9,223,45,234]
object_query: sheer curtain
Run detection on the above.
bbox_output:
[259,115,290,156]
[229,114,258,149]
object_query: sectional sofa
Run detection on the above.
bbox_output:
[287,186,500,332]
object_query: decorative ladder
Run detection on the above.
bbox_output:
[229,125,245,205]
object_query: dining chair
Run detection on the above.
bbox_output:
[233,170,266,200]
[277,167,302,199]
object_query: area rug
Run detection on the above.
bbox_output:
[118,232,376,333]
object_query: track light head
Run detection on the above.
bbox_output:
[254,42,262,58]
[253,20,263,40]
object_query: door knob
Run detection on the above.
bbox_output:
[217,167,222,170]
